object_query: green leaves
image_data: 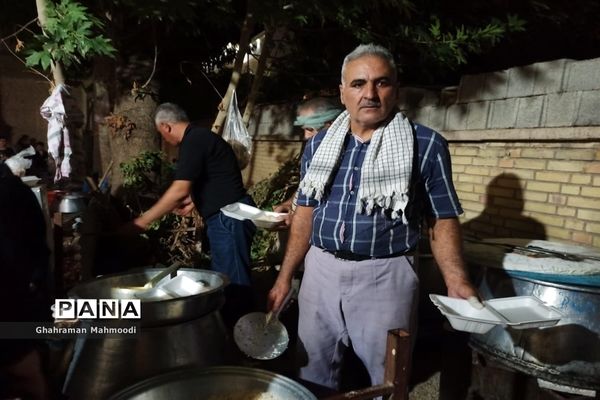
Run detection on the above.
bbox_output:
[24,0,116,71]
[120,151,174,192]
[394,13,526,70]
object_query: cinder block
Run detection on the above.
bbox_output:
[458,74,484,103]
[446,103,468,131]
[466,101,490,130]
[401,108,417,121]
[397,87,439,109]
[489,99,518,128]
[515,96,544,128]
[440,86,458,105]
[481,70,509,100]
[533,59,569,95]
[428,106,446,132]
[575,91,600,126]
[411,107,430,126]
[542,92,580,127]
[507,65,536,98]
[565,58,600,91]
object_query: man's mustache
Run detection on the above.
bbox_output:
[359,100,381,107]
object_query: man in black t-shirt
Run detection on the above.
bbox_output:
[127,103,256,324]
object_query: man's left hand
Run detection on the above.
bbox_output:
[174,195,195,216]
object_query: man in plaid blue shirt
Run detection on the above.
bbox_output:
[268,44,480,392]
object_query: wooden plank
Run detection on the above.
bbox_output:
[321,329,411,400]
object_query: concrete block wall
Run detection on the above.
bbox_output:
[401,58,600,131]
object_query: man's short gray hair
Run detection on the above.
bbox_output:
[154,103,189,124]
[297,97,341,116]
[341,43,397,84]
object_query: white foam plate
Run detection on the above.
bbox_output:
[429,294,563,333]
[157,275,209,297]
[220,202,286,229]
[485,296,563,329]
[21,176,41,187]
[429,294,503,333]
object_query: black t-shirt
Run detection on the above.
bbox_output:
[175,123,247,217]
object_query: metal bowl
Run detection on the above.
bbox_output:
[59,193,87,213]
[108,366,318,400]
[68,268,229,327]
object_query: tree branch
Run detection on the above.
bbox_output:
[1,40,53,84]
[0,18,39,42]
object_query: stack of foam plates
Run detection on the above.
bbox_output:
[429,294,564,334]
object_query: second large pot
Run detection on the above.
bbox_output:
[108,366,318,400]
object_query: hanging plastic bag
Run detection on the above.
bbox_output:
[222,90,252,170]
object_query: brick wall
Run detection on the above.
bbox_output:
[449,140,600,247]
[243,103,301,185]
[245,57,600,248]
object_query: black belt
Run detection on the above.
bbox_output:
[320,248,413,262]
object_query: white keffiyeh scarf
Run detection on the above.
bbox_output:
[298,110,414,223]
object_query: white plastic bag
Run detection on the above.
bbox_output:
[5,146,35,177]
[222,90,252,170]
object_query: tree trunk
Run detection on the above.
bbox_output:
[242,26,274,125]
[210,2,256,134]
[35,0,65,86]
[107,91,160,196]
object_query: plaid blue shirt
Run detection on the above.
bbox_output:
[296,123,463,257]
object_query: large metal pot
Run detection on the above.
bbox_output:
[108,366,318,400]
[68,267,229,326]
[63,268,230,399]
[469,264,600,391]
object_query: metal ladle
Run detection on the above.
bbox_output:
[112,262,182,297]
[233,288,296,360]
